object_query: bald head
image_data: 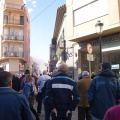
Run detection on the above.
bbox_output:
[43,70,47,75]
[58,63,68,74]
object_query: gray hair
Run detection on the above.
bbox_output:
[0,71,13,87]
[52,69,58,77]
[82,71,89,77]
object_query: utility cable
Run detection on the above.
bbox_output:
[8,0,57,39]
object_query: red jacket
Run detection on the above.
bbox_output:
[103,100,120,120]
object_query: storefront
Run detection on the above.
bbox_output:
[78,33,120,80]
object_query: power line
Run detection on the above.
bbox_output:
[8,0,57,39]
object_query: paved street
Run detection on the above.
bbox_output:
[33,101,78,120]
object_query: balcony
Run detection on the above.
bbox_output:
[56,40,64,56]
[2,34,24,43]
[4,3,25,13]
[3,51,23,57]
[3,18,24,27]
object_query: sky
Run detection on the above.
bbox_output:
[23,0,65,63]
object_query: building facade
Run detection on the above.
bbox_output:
[66,0,120,79]
[0,0,30,74]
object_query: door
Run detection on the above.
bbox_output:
[4,28,9,40]
[20,16,24,25]
[4,15,8,24]
[19,29,23,40]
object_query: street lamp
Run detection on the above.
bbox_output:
[95,20,104,64]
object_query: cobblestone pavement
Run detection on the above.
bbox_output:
[33,101,78,120]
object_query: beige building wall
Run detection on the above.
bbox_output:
[66,0,120,41]
[9,59,19,73]
[66,0,120,78]
[0,0,30,73]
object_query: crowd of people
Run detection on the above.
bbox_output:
[0,61,120,120]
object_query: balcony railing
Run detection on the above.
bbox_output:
[4,18,24,25]
[3,34,24,41]
[4,3,25,10]
[3,51,23,57]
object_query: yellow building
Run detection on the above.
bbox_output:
[0,0,30,74]
[66,0,120,79]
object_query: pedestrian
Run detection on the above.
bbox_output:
[23,74,39,120]
[91,72,96,79]
[45,63,80,120]
[103,99,120,120]
[12,73,20,92]
[20,69,35,90]
[87,62,120,120]
[42,68,58,120]
[37,70,51,116]
[0,71,34,120]
[77,71,92,120]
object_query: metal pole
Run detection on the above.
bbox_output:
[89,61,91,77]
[99,34,102,64]
[64,40,66,63]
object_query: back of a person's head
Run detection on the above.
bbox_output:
[101,62,111,71]
[58,63,68,74]
[0,71,12,87]
[82,71,89,77]
[25,74,32,83]
[24,69,30,75]
[52,69,58,77]
[0,67,4,72]
[43,70,47,75]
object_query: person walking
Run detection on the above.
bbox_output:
[103,99,120,120]
[87,62,120,120]
[45,63,80,120]
[12,74,20,92]
[37,70,51,116]
[77,71,92,120]
[23,74,39,120]
[0,71,34,120]
[42,68,58,120]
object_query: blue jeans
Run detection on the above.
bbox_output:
[92,116,102,120]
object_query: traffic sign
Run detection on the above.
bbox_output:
[87,54,94,61]
[87,43,93,54]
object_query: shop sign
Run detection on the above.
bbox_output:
[111,64,119,70]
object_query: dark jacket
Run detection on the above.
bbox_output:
[0,88,34,120]
[87,70,120,119]
[12,76,20,92]
[45,73,80,111]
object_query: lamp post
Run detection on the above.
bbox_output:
[95,20,104,64]
[63,40,66,63]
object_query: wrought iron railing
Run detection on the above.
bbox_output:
[4,18,24,25]
[3,34,24,41]
[4,3,25,10]
[3,51,24,57]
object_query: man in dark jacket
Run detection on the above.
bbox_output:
[87,62,120,120]
[45,63,80,120]
[0,71,34,120]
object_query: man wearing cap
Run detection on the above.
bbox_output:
[87,62,120,120]
[77,71,92,120]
